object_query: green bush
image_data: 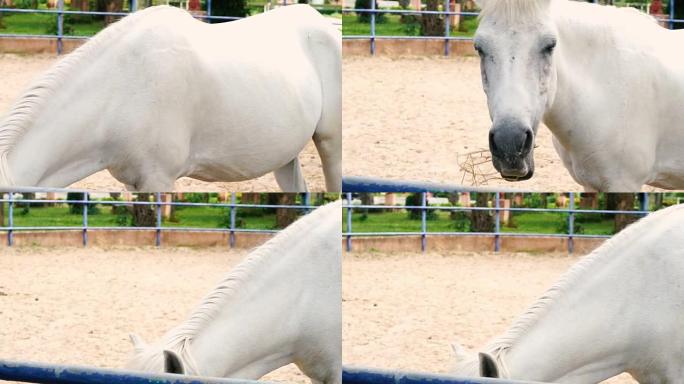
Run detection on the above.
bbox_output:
[67,193,99,215]
[210,0,249,23]
[13,0,38,9]
[451,210,470,232]
[405,193,437,221]
[355,0,385,23]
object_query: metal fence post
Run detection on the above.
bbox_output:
[82,193,88,247]
[7,193,14,247]
[346,192,353,252]
[155,193,162,247]
[640,192,649,213]
[568,192,575,254]
[304,192,311,213]
[370,0,376,55]
[444,0,450,56]
[670,0,675,29]
[131,0,138,12]
[56,0,64,55]
[229,193,236,248]
[421,192,427,252]
[494,193,500,252]
[207,0,212,19]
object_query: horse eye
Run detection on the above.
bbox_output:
[542,41,557,55]
[474,45,485,56]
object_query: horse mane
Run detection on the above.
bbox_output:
[478,0,551,23]
[454,204,684,377]
[479,0,658,31]
[0,6,174,185]
[553,0,659,31]
[129,200,340,374]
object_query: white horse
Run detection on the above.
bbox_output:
[126,200,341,383]
[474,0,684,191]
[451,203,684,383]
[0,5,341,192]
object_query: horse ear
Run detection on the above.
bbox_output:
[474,0,485,8]
[479,352,500,378]
[129,333,146,349]
[163,350,185,375]
[450,342,469,361]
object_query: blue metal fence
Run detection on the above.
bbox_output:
[0,1,341,54]
[343,192,658,253]
[343,0,684,55]
[0,190,317,247]
[0,359,269,384]
[343,367,546,384]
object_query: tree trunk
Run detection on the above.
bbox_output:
[675,0,684,30]
[540,193,549,209]
[421,0,444,36]
[105,0,124,25]
[613,193,636,233]
[241,193,261,205]
[132,193,155,227]
[275,194,298,228]
[72,0,89,11]
[653,193,663,210]
[580,193,598,209]
[0,195,4,227]
[471,192,494,232]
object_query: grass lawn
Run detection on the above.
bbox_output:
[0,12,107,36]
[344,208,616,235]
[1,203,305,230]
[342,12,477,37]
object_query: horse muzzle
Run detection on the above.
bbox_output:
[489,121,535,181]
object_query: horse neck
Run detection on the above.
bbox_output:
[2,68,109,187]
[180,202,341,379]
[544,1,661,145]
[491,247,648,382]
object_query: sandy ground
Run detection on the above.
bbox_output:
[342,251,637,383]
[342,56,585,191]
[0,54,326,192]
[0,247,309,383]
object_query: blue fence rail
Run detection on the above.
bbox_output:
[343,192,659,254]
[0,359,269,384]
[343,0,683,55]
[343,367,546,384]
[0,1,341,54]
[0,191,316,247]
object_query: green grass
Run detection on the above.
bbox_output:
[0,12,106,36]
[342,12,477,37]
[344,208,615,235]
[1,203,304,230]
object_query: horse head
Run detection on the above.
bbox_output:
[474,0,559,181]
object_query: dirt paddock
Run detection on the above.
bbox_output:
[342,251,636,383]
[0,54,326,192]
[0,247,307,383]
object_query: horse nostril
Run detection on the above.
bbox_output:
[522,129,534,154]
[489,131,498,154]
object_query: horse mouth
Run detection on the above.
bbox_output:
[492,155,535,182]
[502,171,534,182]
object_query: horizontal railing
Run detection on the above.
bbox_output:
[342,0,683,55]
[343,192,659,253]
[0,359,270,384]
[343,366,548,384]
[0,191,316,247]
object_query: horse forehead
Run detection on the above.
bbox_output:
[476,20,553,49]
